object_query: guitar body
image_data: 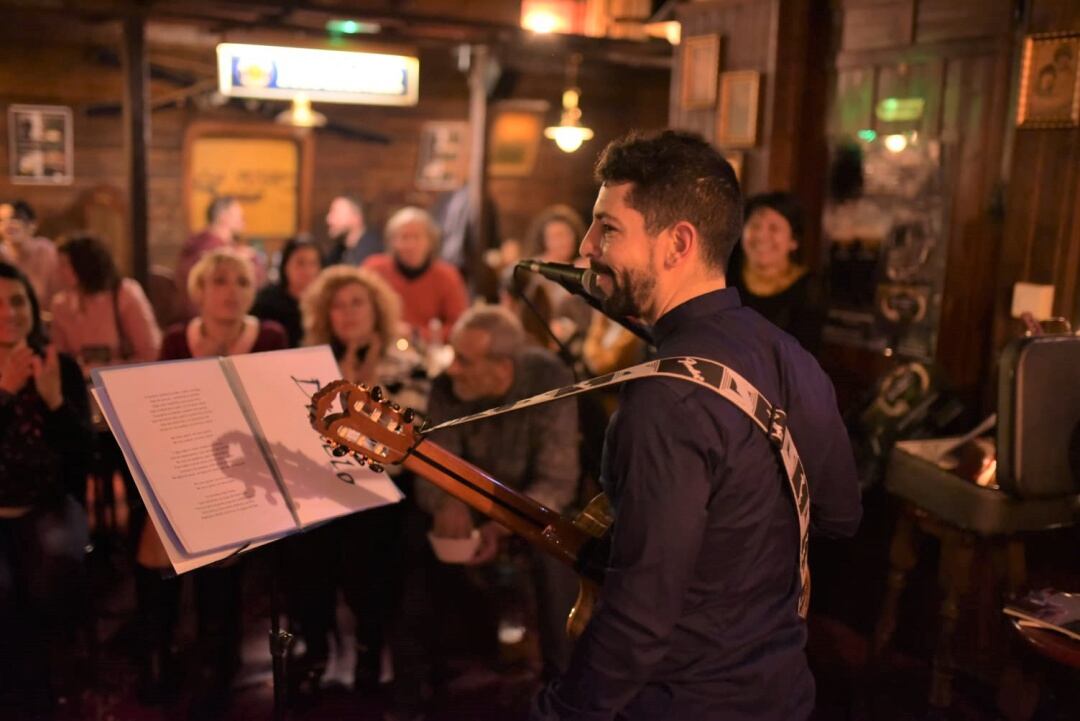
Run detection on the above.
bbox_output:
[309,380,613,639]
[566,493,613,638]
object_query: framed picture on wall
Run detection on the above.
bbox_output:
[680,35,721,110]
[415,121,469,191]
[717,71,760,147]
[183,122,313,247]
[1017,32,1080,128]
[488,104,545,177]
[8,104,73,185]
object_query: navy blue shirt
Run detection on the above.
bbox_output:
[533,288,861,721]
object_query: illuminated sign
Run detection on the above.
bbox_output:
[216,43,419,106]
[875,97,925,122]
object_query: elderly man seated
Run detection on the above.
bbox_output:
[387,305,580,721]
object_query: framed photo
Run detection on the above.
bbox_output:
[680,35,721,110]
[1017,32,1080,128]
[8,104,73,185]
[717,71,761,147]
[488,104,545,177]
[415,121,469,191]
[183,122,314,243]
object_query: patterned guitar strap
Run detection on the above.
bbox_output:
[420,355,812,619]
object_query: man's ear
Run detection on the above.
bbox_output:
[666,221,697,268]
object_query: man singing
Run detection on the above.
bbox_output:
[532,130,862,720]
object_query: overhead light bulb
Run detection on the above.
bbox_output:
[543,54,593,153]
[545,125,594,153]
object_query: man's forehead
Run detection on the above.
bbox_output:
[452,326,492,354]
[593,182,637,219]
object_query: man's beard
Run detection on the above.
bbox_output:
[593,262,654,320]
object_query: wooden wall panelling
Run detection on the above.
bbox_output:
[830,67,876,137]
[673,0,777,194]
[991,0,1080,351]
[936,51,1011,396]
[915,0,1014,44]
[830,0,1015,404]
[840,0,916,52]
[485,54,670,243]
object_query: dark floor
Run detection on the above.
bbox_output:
[3,486,1079,721]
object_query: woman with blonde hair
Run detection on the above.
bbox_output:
[136,248,286,708]
[161,248,287,358]
[301,264,404,385]
[288,265,425,699]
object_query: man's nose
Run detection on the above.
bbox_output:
[580,227,600,259]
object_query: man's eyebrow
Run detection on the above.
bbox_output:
[593,210,618,224]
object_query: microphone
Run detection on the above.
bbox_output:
[514,259,653,344]
[515,260,602,299]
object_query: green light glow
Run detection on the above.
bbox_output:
[857,129,877,142]
[326,19,380,35]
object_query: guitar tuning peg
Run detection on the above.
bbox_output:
[402,408,416,423]
[369,462,384,474]
[332,445,349,457]
[358,383,368,391]
[389,401,401,411]
[351,453,367,466]
[370,385,384,402]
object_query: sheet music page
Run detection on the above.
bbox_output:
[225,346,403,526]
[93,359,297,554]
[91,387,273,573]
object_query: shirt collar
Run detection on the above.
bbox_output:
[652,287,742,346]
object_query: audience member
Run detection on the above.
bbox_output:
[363,207,469,343]
[252,234,323,347]
[730,192,826,354]
[51,233,162,372]
[0,262,93,711]
[175,196,267,317]
[288,265,426,698]
[324,195,381,266]
[506,205,593,352]
[0,200,60,310]
[390,305,579,720]
[136,249,286,710]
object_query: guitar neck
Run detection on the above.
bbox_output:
[403,438,590,569]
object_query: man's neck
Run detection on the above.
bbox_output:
[649,272,727,325]
[207,223,234,243]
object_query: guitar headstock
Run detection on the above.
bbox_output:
[309,380,423,472]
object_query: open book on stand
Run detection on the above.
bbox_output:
[1004,589,1080,642]
[92,346,402,573]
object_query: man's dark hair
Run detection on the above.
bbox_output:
[0,261,47,351]
[9,200,36,223]
[593,130,742,271]
[206,195,239,225]
[745,192,806,240]
[59,233,119,294]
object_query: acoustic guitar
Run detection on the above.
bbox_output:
[309,380,612,638]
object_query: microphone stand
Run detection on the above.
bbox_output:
[509,267,582,380]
